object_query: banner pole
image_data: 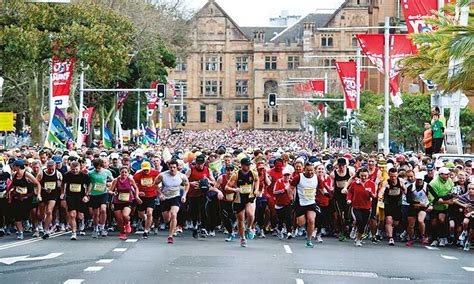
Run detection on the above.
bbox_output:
[383,17,390,155]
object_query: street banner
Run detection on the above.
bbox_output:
[103,126,113,149]
[356,34,417,107]
[82,107,94,144]
[293,82,313,97]
[401,0,454,34]
[51,57,74,109]
[147,81,158,116]
[0,112,14,132]
[310,80,325,97]
[335,61,367,110]
[54,107,67,121]
[116,91,129,110]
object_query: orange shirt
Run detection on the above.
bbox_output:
[423,129,432,148]
[133,169,159,198]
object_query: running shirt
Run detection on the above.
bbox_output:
[0,172,10,199]
[187,165,211,198]
[89,169,113,196]
[11,172,34,200]
[234,169,257,203]
[133,169,159,198]
[63,172,91,198]
[406,183,429,206]
[40,170,61,193]
[160,170,187,199]
[316,175,332,207]
[368,167,379,183]
[273,179,292,207]
[114,177,133,203]
[384,178,403,207]
[219,175,234,202]
[334,169,351,198]
[347,179,376,209]
[292,172,318,206]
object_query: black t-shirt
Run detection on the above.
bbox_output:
[0,172,11,192]
[63,172,91,197]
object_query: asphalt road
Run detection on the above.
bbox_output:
[0,230,472,284]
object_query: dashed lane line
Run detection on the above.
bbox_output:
[96,259,114,264]
[84,266,104,272]
[112,248,127,252]
[125,239,138,243]
[461,267,474,272]
[284,245,293,254]
[295,278,304,284]
[440,255,458,260]
[63,279,84,284]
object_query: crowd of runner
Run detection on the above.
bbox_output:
[0,130,472,251]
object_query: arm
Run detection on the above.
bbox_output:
[181,176,189,203]
[26,172,42,200]
[224,174,240,194]
[108,179,117,195]
[154,175,164,200]
[130,178,141,201]
[346,182,353,204]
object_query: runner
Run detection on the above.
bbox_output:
[216,164,237,242]
[61,161,91,240]
[36,160,63,239]
[109,167,141,240]
[155,160,189,244]
[405,172,430,246]
[290,162,318,248]
[331,157,354,241]
[0,162,11,237]
[381,168,406,246]
[453,183,474,251]
[225,157,260,247]
[315,163,332,243]
[272,168,293,240]
[133,161,159,239]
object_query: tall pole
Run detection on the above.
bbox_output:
[323,72,328,149]
[356,47,361,111]
[158,98,163,133]
[136,91,140,132]
[76,70,84,147]
[180,81,184,119]
[383,17,390,155]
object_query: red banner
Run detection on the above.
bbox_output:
[116,91,129,110]
[402,0,453,34]
[310,80,325,97]
[293,82,313,97]
[82,107,94,143]
[356,34,417,107]
[52,57,74,109]
[147,81,158,116]
[335,61,367,110]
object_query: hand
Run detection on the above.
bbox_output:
[159,194,165,201]
[37,195,42,202]
[138,191,145,197]
[235,188,242,194]
[341,188,348,195]
[217,191,224,200]
[426,205,433,212]
[347,200,352,205]
[438,198,444,204]
[190,181,199,188]
[60,194,65,200]
[180,196,186,203]
[82,195,89,203]
[135,197,143,204]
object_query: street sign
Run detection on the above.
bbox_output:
[0,252,63,265]
[0,112,14,132]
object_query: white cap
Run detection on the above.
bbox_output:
[434,160,444,168]
[134,149,144,157]
[438,167,450,174]
[110,153,120,160]
[415,172,425,180]
[282,168,292,175]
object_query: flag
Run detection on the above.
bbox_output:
[81,107,94,144]
[401,0,451,34]
[356,34,417,107]
[103,126,113,149]
[316,103,325,119]
[54,107,67,121]
[293,82,313,97]
[116,91,129,110]
[51,57,74,109]
[51,116,74,140]
[335,61,367,110]
[47,131,66,149]
[145,127,157,144]
[310,80,325,97]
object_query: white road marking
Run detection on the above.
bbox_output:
[425,246,440,250]
[125,239,138,243]
[0,231,69,251]
[84,266,104,272]
[96,259,114,264]
[113,248,127,252]
[296,279,304,284]
[462,267,474,272]
[284,245,293,254]
[298,269,378,278]
[441,255,458,260]
[64,279,84,284]
[0,252,63,265]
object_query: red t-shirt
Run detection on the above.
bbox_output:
[133,169,159,198]
[267,169,283,198]
[316,175,332,207]
[187,165,211,198]
[272,179,292,207]
[347,179,376,209]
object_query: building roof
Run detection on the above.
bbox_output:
[240,27,286,42]
[269,13,333,43]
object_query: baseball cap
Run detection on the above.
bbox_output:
[445,162,455,169]
[438,167,450,174]
[426,163,434,171]
[241,157,252,166]
[12,159,24,167]
[225,165,236,171]
[282,168,292,175]
[337,158,347,165]
[326,163,334,172]
[141,161,151,170]
[434,160,444,168]
[256,162,265,169]
[196,154,206,164]
[415,172,425,180]
[110,153,120,160]
[52,156,62,164]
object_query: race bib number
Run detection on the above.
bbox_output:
[388,188,400,196]
[16,186,28,195]
[45,182,56,191]
[141,178,153,186]
[118,192,130,202]
[70,184,82,193]
[303,187,316,199]
[94,183,106,193]
[225,193,234,201]
[240,184,252,194]
[165,187,179,198]
[336,180,347,188]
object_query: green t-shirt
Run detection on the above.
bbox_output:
[88,169,113,196]
[431,120,444,139]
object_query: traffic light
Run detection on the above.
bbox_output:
[348,134,353,146]
[340,126,348,140]
[268,93,277,108]
[156,83,166,99]
[163,101,169,108]
[79,118,87,134]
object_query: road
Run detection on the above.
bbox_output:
[0,230,472,284]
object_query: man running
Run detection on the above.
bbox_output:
[37,160,63,239]
[381,168,406,246]
[133,161,159,239]
[331,157,355,241]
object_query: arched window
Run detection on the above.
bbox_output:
[321,37,327,47]
[328,37,334,47]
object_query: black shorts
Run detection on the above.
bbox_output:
[233,194,255,213]
[161,196,181,212]
[41,190,59,202]
[11,198,32,221]
[370,199,378,219]
[429,209,448,219]
[89,194,108,209]
[66,197,87,213]
[137,196,156,212]
[448,206,464,224]
[384,204,402,221]
[295,203,319,218]
[407,205,427,217]
[113,203,132,211]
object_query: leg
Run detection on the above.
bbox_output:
[306,211,316,241]
[168,206,179,238]
[69,210,77,233]
[385,216,394,238]
[245,201,256,231]
[417,211,427,237]
[114,210,124,234]
[45,200,56,232]
[236,210,245,239]
[145,207,154,232]
[407,216,416,240]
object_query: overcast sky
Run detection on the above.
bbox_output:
[185,0,345,26]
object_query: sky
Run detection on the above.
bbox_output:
[185,0,346,26]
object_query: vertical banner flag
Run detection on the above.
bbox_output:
[356,34,417,107]
[401,0,454,34]
[116,91,129,110]
[335,61,367,110]
[147,81,158,116]
[51,57,74,109]
[310,80,325,97]
[293,82,313,97]
[82,107,94,144]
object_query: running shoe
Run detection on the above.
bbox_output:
[70,232,77,241]
[176,226,183,234]
[350,227,357,240]
[306,240,314,248]
[201,229,208,238]
[225,233,235,242]
[209,230,216,237]
[168,236,174,244]
[240,238,247,247]
[459,230,467,241]
[258,230,266,238]
[17,232,24,240]
[125,222,132,234]
[79,230,86,236]
[160,223,166,230]
[42,231,50,240]
[355,239,362,247]
[420,236,429,245]
[101,230,108,237]
[0,228,4,237]
[316,234,323,243]
[388,238,395,246]
[339,235,347,242]
[371,237,379,244]
[430,240,438,247]
[119,233,127,240]
[192,229,198,239]
[439,238,447,247]
[91,230,98,238]
[277,230,284,240]
[405,240,414,247]
[79,221,85,232]
[32,230,40,238]
[247,229,255,240]
[286,232,293,240]
[464,241,471,251]
[142,231,148,239]
[456,239,464,247]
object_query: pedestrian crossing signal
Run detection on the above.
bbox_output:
[340,126,348,140]
[156,83,166,99]
[268,93,277,108]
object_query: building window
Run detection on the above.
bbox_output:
[322,34,334,47]
[175,57,187,71]
[287,56,300,70]
[200,80,221,96]
[328,37,334,47]
[201,56,222,71]
[236,56,248,72]
[265,56,277,70]
[272,108,278,122]
[352,36,358,47]
[287,111,292,123]
[331,59,336,66]
[324,59,330,66]
[174,80,187,97]
[321,37,327,47]
[235,105,249,123]
[200,105,206,123]
[236,80,248,97]
[263,106,270,124]
[173,105,187,122]
[216,104,223,123]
